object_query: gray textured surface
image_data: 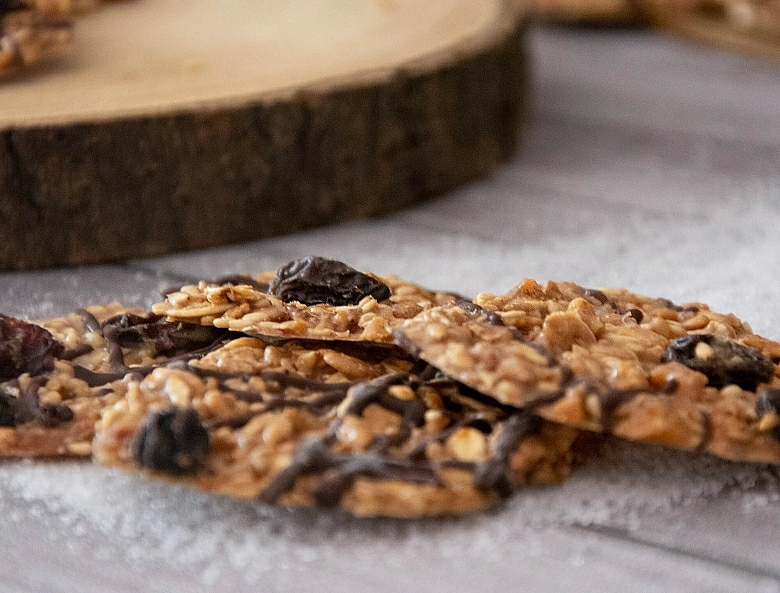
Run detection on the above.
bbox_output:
[2,24,780,592]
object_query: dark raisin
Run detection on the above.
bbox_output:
[0,314,64,380]
[662,334,775,391]
[268,256,391,306]
[756,388,780,442]
[131,407,209,474]
[102,313,225,356]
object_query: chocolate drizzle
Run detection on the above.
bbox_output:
[583,288,609,305]
[595,388,643,433]
[76,308,102,334]
[455,298,505,327]
[473,413,542,497]
[695,410,714,452]
[341,374,426,428]
[450,298,555,363]
[66,322,234,388]
[213,274,270,293]
[258,438,440,507]
[0,376,73,428]
[255,369,547,507]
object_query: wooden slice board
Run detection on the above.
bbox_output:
[0,0,531,271]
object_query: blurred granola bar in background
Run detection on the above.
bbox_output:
[533,0,780,62]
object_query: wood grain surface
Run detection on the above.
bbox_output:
[0,0,529,271]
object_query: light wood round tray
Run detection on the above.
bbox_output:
[0,0,531,270]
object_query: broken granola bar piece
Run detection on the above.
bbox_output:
[394,279,780,463]
[93,340,578,518]
[152,259,457,343]
[0,303,226,457]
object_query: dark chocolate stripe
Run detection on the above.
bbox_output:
[72,366,128,387]
[257,438,336,504]
[391,329,422,358]
[407,413,496,460]
[0,376,73,428]
[260,338,411,365]
[58,343,94,361]
[259,371,354,394]
[473,413,542,497]
[213,274,270,293]
[70,338,231,388]
[312,451,439,508]
[523,366,577,411]
[101,324,126,372]
[342,373,425,427]
[583,288,609,305]
[263,389,350,415]
[455,298,556,364]
[258,437,439,507]
[204,388,351,431]
[76,308,102,334]
[455,298,505,327]
[695,409,714,453]
[597,388,644,433]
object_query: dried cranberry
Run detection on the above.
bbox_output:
[662,334,775,391]
[268,256,391,306]
[0,315,63,380]
[131,407,209,474]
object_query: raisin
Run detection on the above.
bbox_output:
[131,407,209,474]
[0,314,63,380]
[102,313,225,356]
[662,334,775,390]
[268,256,391,306]
[756,388,780,442]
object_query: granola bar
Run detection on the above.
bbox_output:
[152,257,458,343]
[534,0,780,63]
[92,343,578,517]
[0,304,225,456]
[393,279,780,463]
[532,0,645,24]
[0,8,72,76]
